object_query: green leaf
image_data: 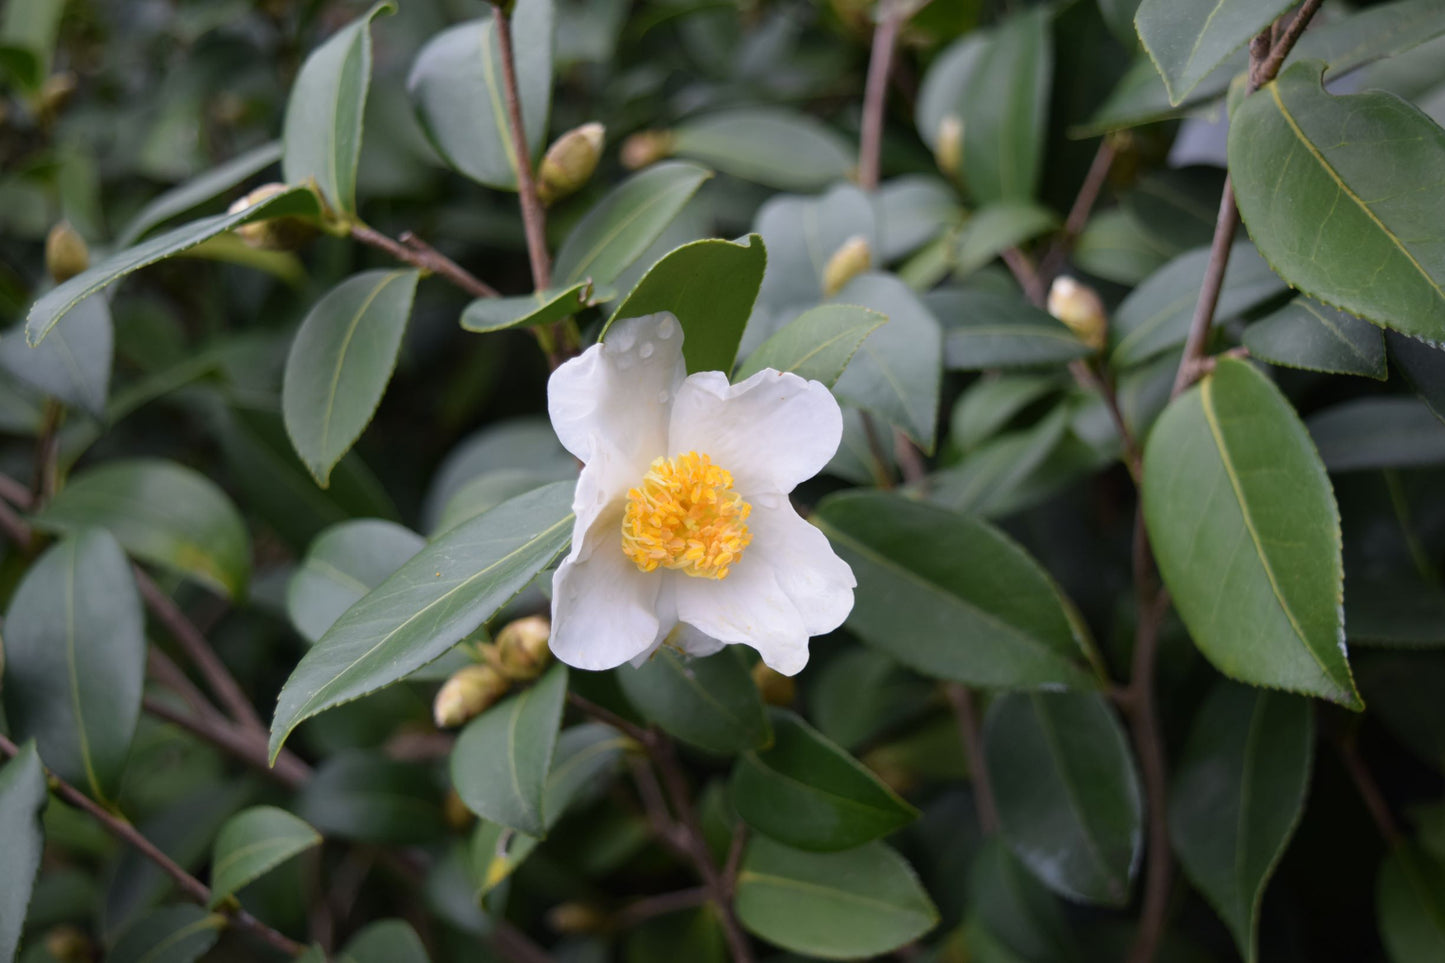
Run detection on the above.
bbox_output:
[734,836,939,959]
[1074,209,1172,285]
[0,292,111,418]
[269,482,574,762]
[25,186,321,346]
[109,905,224,963]
[915,32,988,167]
[1357,653,1445,769]
[0,742,46,963]
[809,649,931,751]
[876,176,959,261]
[461,283,594,334]
[736,304,886,387]
[406,0,554,191]
[282,269,420,486]
[606,234,766,374]
[287,519,424,644]
[812,491,1098,689]
[627,908,728,963]
[33,458,251,600]
[960,8,1051,203]
[297,751,444,845]
[1110,242,1286,369]
[281,1,394,213]
[936,289,1093,370]
[1121,165,1228,255]
[985,692,1142,907]
[338,919,430,963]
[1230,60,1445,342]
[955,202,1059,275]
[1135,0,1293,105]
[831,272,943,450]
[1170,681,1313,961]
[450,665,568,837]
[553,162,713,288]
[1349,585,1445,650]
[0,0,64,90]
[927,406,1071,517]
[730,709,917,852]
[2,530,144,800]
[208,806,322,907]
[1142,358,1360,707]
[1306,398,1445,472]
[670,107,855,191]
[1377,844,1445,962]
[966,836,1083,963]
[1387,332,1445,424]
[752,183,875,317]
[1243,297,1386,380]
[617,647,770,755]
[116,141,283,247]
[951,375,1062,451]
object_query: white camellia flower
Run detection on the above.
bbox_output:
[546,312,856,675]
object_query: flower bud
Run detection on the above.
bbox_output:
[227,182,317,251]
[546,902,607,934]
[620,129,676,171]
[433,664,510,728]
[537,122,605,206]
[45,222,89,284]
[751,661,796,707]
[822,235,872,297]
[935,115,963,176]
[38,72,77,119]
[1047,275,1108,351]
[496,615,552,681]
[43,925,92,963]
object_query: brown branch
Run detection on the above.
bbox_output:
[1001,247,1046,308]
[0,733,305,957]
[858,1,903,191]
[147,648,226,724]
[494,5,551,291]
[1040,138,1117,283]
[348,224,500,300]
[1337,731,1404,846]
[1070,359,1142,482]
[144,696,312,789]
[943,684,999,835]
[1254,0,1326,88]
[567,692,651,744]
[614,887,710,929]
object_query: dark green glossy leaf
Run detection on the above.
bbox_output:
[25,186,321,346]
[269,482,574,761]
[0,742,46,963]
[406,0,553,191]
[1170,681,1313,961]
[116,141,283,246]
[451,664,568,837]
[606,235,766,374]
[286,519,424,644]
[736,304,886,387]
[966,837,1083,963]
[813,491,1098,689]
[927,406,1071,517]
[960,8,1051,203]
[0,293,111,417]
[1387,332,1445,424]
[34,458,251,600]
[730,709,917,852]
[461,283,594,334]
[735,836,937,958]
[627,907,728,963]
[281,1,394,213]
[985,692,1142,907]
[1121,165,1227,255]
[1357,653,1445,768]
[1244,297,1386,380]
[955,202,1058,275]
[109,905,224,963]
[2,530,144,801]
[951,374,1062,451]
[297,751,444,845]
[1306,398,1445,472]
[808,649,930,751]
[554,162,712,288]
[1230,60,1445,342]
[1073,209,1171,285]
[618,647,770,755]
[1348,583,1445,650]
[936,289,1092,370]
[671,108,854,191]
[208,806,321,907]
[1142,358,1360,707]
[1136,0,1292,104]
[338,919,429,963]
[1377,843,1445,962]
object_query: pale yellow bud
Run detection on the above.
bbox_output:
[1047,276,1108,351]
[822,235,872,297]
[45,222,89,283]
[935,115,963,176]
[227,182,316,251]
[38,72,77,119]
[751,660,796,707]
[43,925,92,963]
[433,664,510,728]
[546,902,607,934]
[496,615,552,681]
[620,129,676,171]
[537,122,605,206]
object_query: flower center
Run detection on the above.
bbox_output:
[621,452,752,579]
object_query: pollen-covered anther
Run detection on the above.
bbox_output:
[621,451,753,579]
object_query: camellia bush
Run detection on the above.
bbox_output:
[4,0,1445,960]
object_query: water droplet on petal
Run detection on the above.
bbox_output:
[639,342,655,359]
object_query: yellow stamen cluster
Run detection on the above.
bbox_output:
[622,452,752,579]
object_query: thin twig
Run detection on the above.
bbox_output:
[614,887,711,929]
[943,684,999,835]
[494,6,551,291]
[1040,138,1117,283]
[147,648,227,724]
[1000,247,1046,308]
[1337,731,1403,845]
[1070,359,1142,482]
[567,692,651,744]
[32,400,62,508]
[858,1,903,191]
[859,412,897,488]
[144,696,312,789]
[0,733,305,957]
[1254,0,1325,87]
[348,223,500,299]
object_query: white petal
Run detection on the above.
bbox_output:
[667,368,843,495]
[550,524,663,671]
[748,495,856,637]
[548,312,686,470]
[670,621,727,659]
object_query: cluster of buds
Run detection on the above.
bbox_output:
[1046,276,1109,352]
[537,123,605,206]
[432,615,553,729]
[226,183,318,251]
